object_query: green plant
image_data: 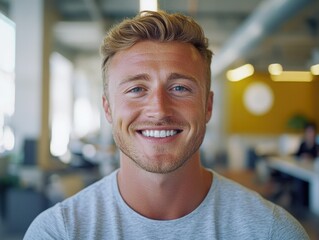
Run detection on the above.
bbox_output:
[286,114,309,131]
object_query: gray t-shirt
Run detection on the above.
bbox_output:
[24,170,309,239]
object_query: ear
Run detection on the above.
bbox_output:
[205,91,214,123]
[102,95,113,124]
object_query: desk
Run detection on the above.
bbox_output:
[266,156,319,215]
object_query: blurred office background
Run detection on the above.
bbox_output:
[0,0,319,239]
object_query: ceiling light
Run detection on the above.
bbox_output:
[310,64,319,75]
[271,71,313,82]
[140,0,158,12]
[226,64,254,82]
[268,63,283,76]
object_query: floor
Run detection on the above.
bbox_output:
[0,219,24,240]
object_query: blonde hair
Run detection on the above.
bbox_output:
[100,10,213,96]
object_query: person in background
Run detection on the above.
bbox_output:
[292,122,319,207]
[24,11,309,239]
[296,122,319,159]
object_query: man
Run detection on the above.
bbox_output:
[24,11,309,239]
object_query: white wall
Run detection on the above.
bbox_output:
[10,0,44,152]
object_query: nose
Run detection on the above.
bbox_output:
[145,87,173,119]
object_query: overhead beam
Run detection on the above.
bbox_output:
[83,0,103,21]
[211,0,313,79]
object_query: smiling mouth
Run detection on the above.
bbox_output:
[139,129,182,138]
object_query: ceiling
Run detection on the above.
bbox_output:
[1,0,319,77]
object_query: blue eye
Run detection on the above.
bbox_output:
[173,86,188,92]
[129,87,144,93]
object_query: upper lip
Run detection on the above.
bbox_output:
[137,127,182,131]
[135,125,184,132]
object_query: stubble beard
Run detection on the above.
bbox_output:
[112,123,206,174]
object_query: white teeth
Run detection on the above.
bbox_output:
[141,130,178,138]
[160,130,165,138]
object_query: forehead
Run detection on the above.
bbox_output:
[108,41,206,75]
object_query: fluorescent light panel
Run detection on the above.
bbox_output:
[310,64,319,75]
[227,64,254,82]
[268,63,317,82]
[271,71,313,82]
[140,0,158,12]
[268,63,283,76]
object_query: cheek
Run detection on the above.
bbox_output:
[113,99,141,124]
[179,101,206,123]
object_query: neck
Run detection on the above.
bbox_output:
[117,154,212,220]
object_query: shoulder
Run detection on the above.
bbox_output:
[24,203,66,239]
[60,170,116,209]
[24,171,118,239]
[212,172,275,216]
[210,171,309,239]
[269,205,310,239]
[213,172,269,204]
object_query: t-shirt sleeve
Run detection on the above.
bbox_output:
[23,203,67,240]
[269,205,310,240]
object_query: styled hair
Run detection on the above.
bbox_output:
[304,122,317,131]
[100,10,213,97]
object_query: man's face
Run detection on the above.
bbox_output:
[103,41,213,174]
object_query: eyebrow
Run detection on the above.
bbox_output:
[167,73,197,83]
[119,72,197,86]
[119,74,150,86]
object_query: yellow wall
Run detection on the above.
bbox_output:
[226,73,319,134]
[315,78,319,128]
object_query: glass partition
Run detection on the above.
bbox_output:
[0,12,15,154]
